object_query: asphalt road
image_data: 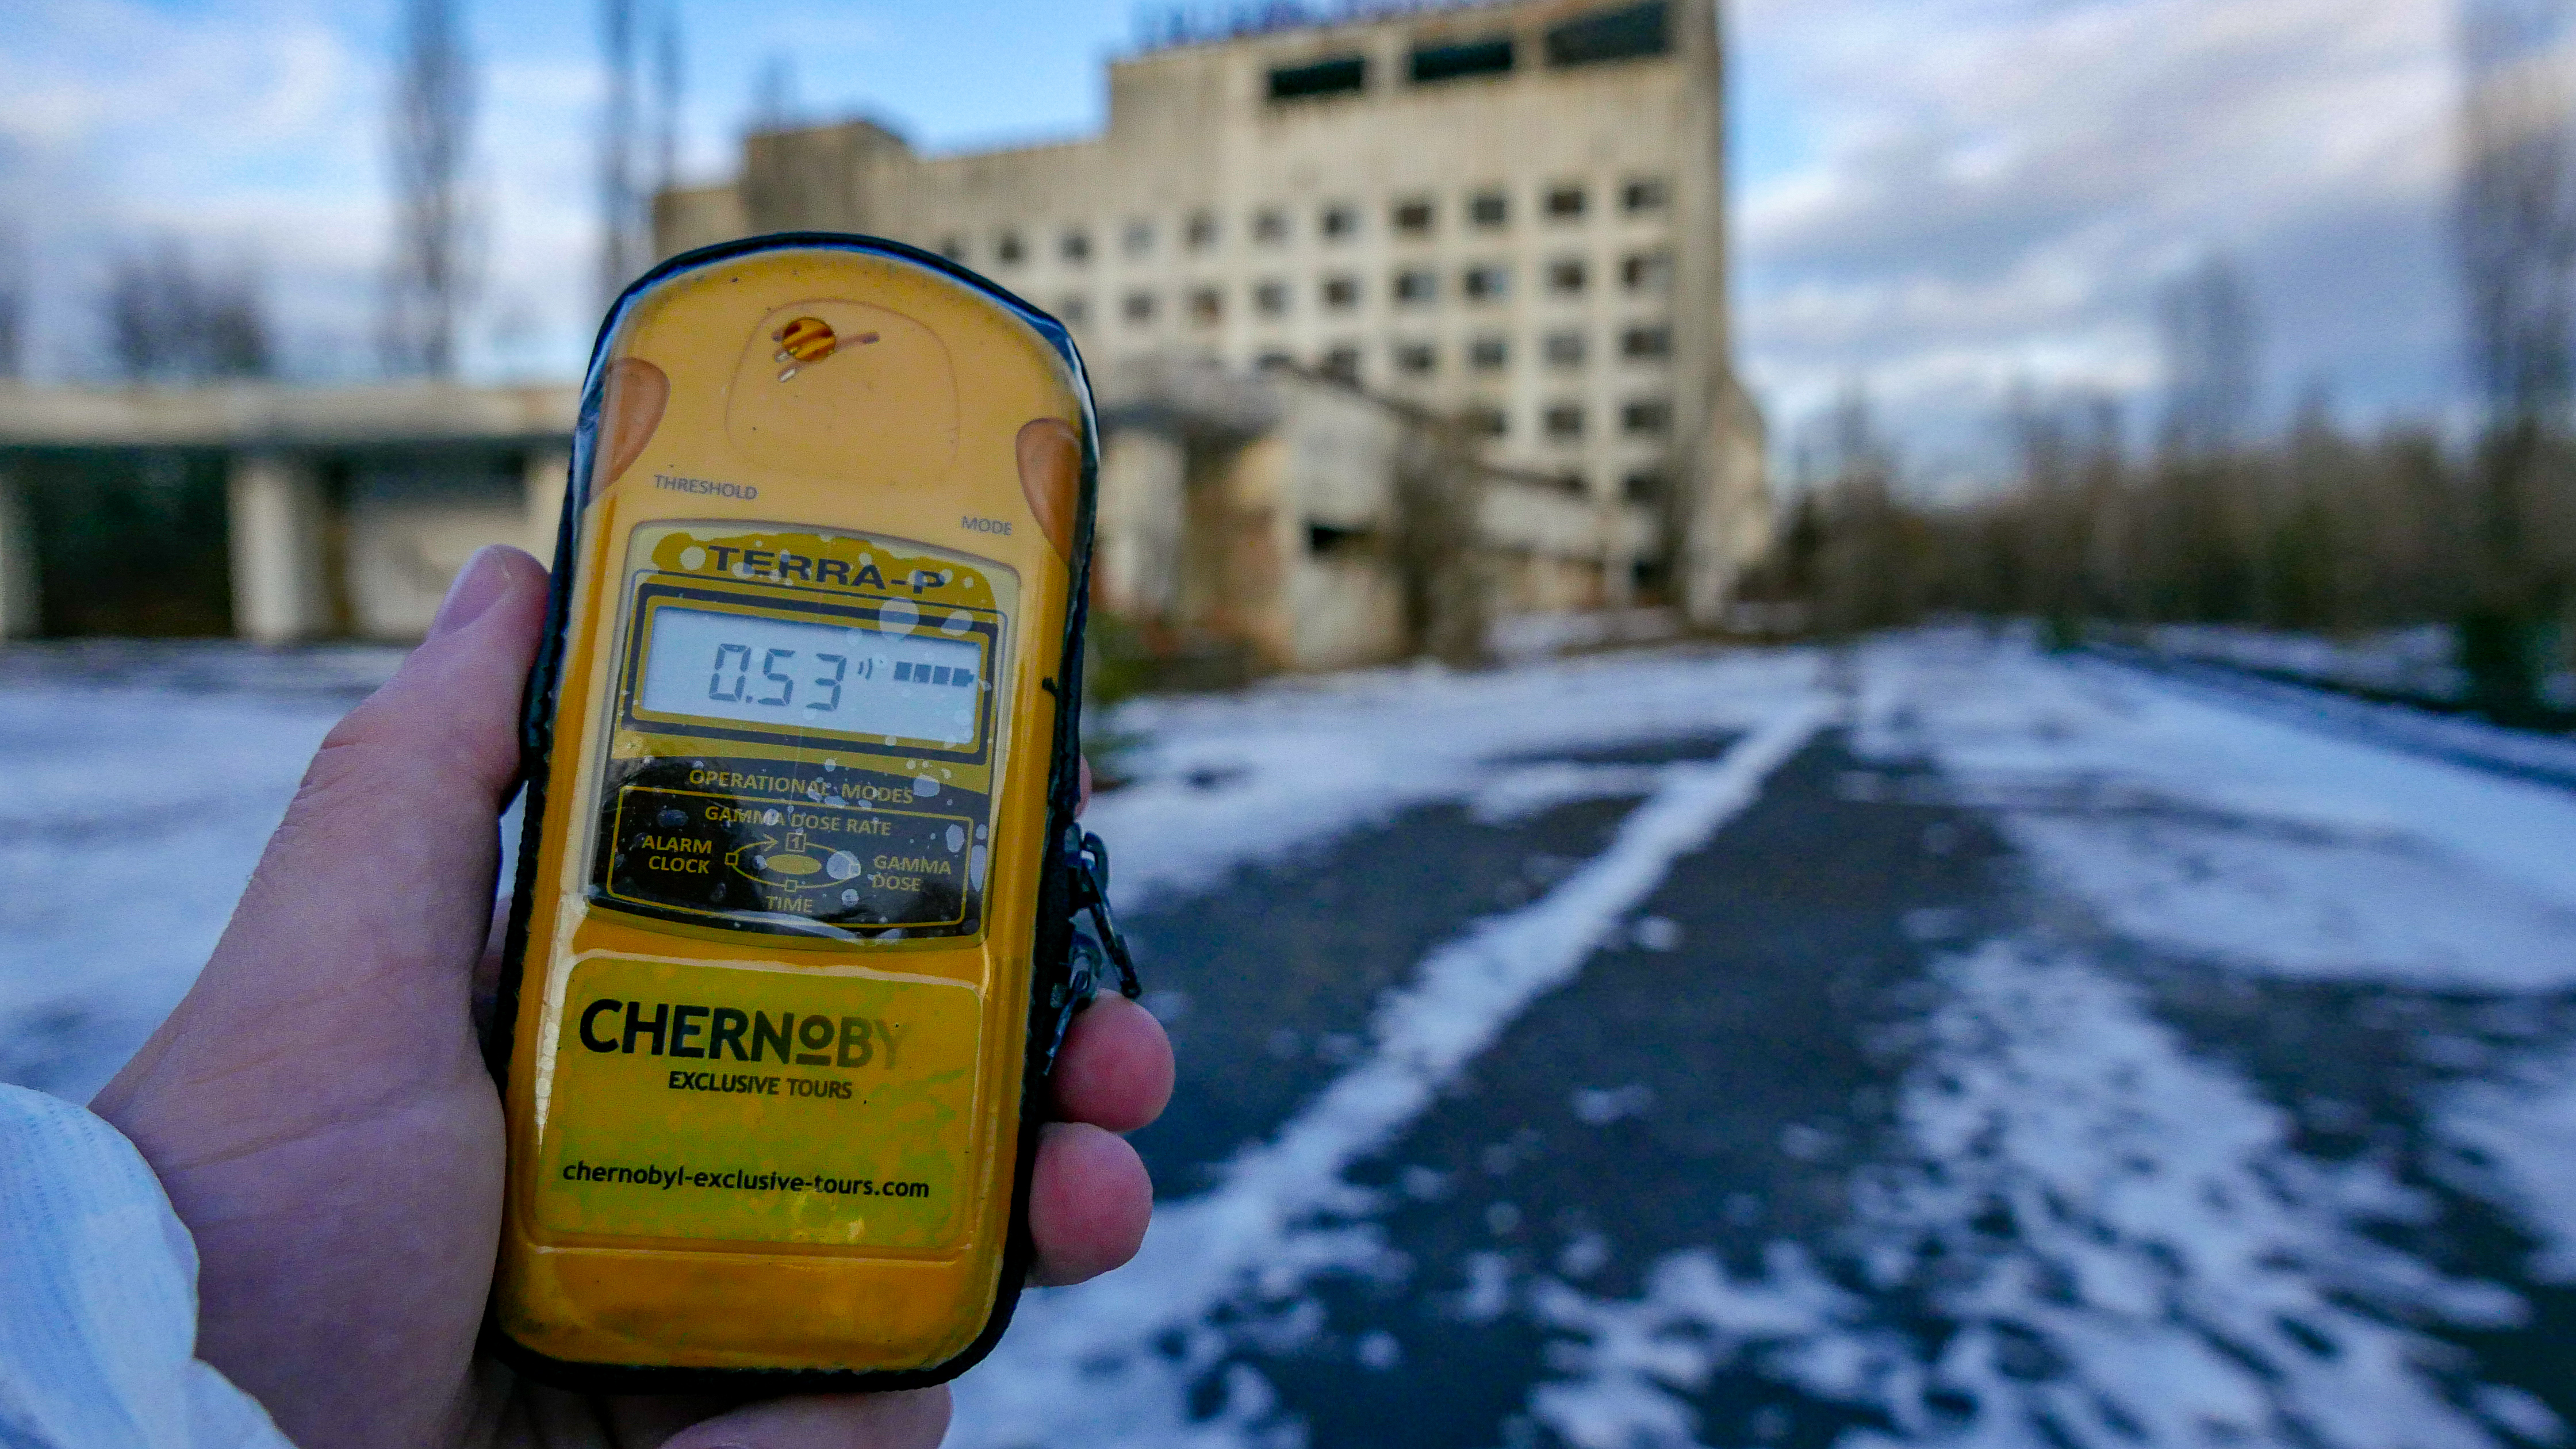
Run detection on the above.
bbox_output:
[1072,681,2576,1449]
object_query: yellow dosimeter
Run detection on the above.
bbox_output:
[486,234,1125,1390]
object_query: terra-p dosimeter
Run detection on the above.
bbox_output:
[484,235,1134,1390]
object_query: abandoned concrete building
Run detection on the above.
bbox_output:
[0,0,1766,674]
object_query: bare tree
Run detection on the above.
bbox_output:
[0,227,25,381]
[384,0,478,378]
[2157,253,2260,459]
[2455,0,2576,719]
[597,0,645,310]
[102,238,273,382]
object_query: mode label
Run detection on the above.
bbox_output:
[535,956,980,1248]
[603,784,973,929]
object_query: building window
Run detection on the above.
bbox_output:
[1190,286,1223,324]
[1255,279,1291,316]
[1124,220,1155,255]
[1061,228,1092,263]
[1462,263,1511,301]
[1621,323,1672,359]
[1254,208,1289,244]
[1410,36,1514,83]
[937,235,967,260]
[1059,295,1091,326]
[1544,2,1671,68]
[1392,196,1435,235]
[1546,258,1588,295]
[1321,275,1362,309]
[1543,329,1585,366]
[1256,350,1295,371]
[1321,203,1359,239]
[1394,340,1437,374]
[1394,267,1438,304]
[1321,345,1362,382]
[1544,403,1586,440]
[1123,291,1156,324]
[1467,335,1508,370]
[1546,185,1587,220]
[1308,521,1372,556]
[1187,210,1220,250]
[1621,250,1673,293]
[1468,189,1508,227]
[996,230,1025,264]
[1622,469,1666,503]
[1269,54,1368,101]
[1623,177,1670,213]
[1622,398,1672,434]
[1464,404,1508,438]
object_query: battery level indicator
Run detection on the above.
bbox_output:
[894,661,976,688]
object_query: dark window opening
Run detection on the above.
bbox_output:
[1255,279,1291,315]
[1321,204,1359,239]
[1123,220,1154,255]
[1621,251,1673,293]
[1320,346,1363,383]
[1469,189,1508,227]
[1123,292,1156,324]
[995,231,1025,264]
[1307,522,1373,555]
[1465,405,1508,438]
[1059,296,1090,326]
[1547,258,1588,294]
[1190,287,1223,324]
[1546,185,1588,218]
[1254,208,1289,244]
[1187,211,1220,248]
[1392,197,1435,234]
[1394,341,1437,374]
[1060,229,1092,263]
[1410,36,1515,84]
[1468,336,1509,370]
[1269,55,1368,101]
[936,235,966,260]
[1621,324,1672,359]
[1544,330,1586,366]
[1623,177,1669,212]
[1622,398,1672,434]
[1394,268,1438,303]
[1623,469,1667,503]
[1256,350,1295,371]
[1322,275,1362,309]
[1463,263,1511,301]
[1544,404,1585,439]
[1544,2,1670,68]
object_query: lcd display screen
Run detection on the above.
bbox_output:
[637,605,986,746]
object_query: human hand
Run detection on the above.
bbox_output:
[91,545,1172,1449]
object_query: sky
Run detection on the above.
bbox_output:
[0,0,2473,484]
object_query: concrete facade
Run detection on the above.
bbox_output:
[658,0,1768,624]
[0,381,577,643]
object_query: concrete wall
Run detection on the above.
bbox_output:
[660,0,1767,615]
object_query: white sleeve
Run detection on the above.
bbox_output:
[0,1084,296,1449]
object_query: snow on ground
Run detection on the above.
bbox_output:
[2138,622,2576,714]
[1859,631,2576,991]
[953,704,1831,1447]
[1086,646,1824,911]
[0,645,402,1099]
[7,632,2575,1449]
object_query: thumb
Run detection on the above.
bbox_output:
[96,545,550,1130]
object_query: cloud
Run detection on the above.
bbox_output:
[1734,0,2464,479]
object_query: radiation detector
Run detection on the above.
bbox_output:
[485,234,1134,1390]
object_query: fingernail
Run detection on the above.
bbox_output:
[430,546,513,639]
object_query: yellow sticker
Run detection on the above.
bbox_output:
[536,956,980,1248]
